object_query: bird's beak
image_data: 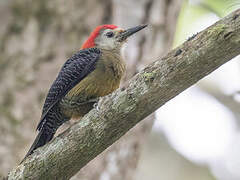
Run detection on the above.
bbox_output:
[117,24,148,42]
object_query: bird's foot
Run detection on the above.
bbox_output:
[93,97,104,112]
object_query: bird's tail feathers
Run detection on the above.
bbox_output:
[20,129,54,164]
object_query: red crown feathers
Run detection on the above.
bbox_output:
[81,25,118,49]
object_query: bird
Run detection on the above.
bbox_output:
[22,24,147,162]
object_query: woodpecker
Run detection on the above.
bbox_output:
[22,24,147,161]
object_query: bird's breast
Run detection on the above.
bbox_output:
[61,50,125,118]
[66,50,126,99]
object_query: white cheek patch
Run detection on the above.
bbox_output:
[102,38,115,49]
[95,29,122,50]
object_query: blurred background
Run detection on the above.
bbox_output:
[0,0,240,179]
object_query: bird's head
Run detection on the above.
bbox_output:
[81,24,147,51]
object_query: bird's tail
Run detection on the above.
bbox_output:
[20,129,54,163]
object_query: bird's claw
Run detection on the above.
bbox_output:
[92,98,99,109]
[93,97,103,112]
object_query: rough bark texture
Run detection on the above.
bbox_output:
[7,8,240,180]
[0,0,182,179]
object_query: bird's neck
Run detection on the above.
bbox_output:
[100,48,125,66]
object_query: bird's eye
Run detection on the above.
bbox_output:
[106,31,114,38]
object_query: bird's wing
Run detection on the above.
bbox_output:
[36,48,101,131]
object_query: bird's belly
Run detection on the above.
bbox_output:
[59,98,95,118]
[60,68,122,118]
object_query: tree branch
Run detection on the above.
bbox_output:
[7,9,240,180]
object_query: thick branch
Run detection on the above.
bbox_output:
[8,9,240,180]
